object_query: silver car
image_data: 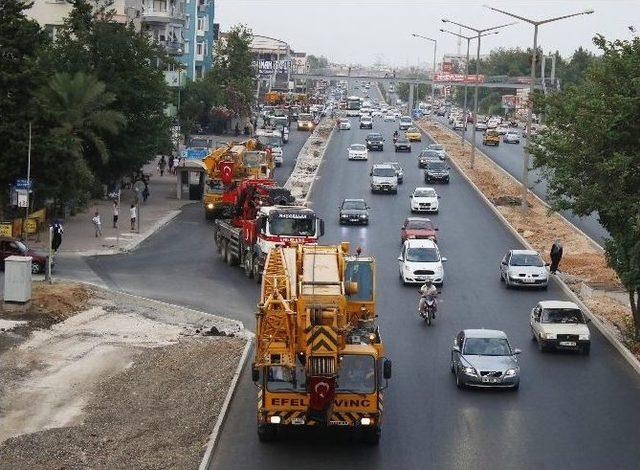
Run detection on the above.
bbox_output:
[451,329,521,390]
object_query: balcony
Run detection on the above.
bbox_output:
[141,6,184,24]
[164,41,184,56]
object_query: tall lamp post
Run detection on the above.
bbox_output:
[440,29,499,149]
[484,5,594,211]
[441,19,516,168]
[411,34,437,106]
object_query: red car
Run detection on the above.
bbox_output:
[0,236,49,274]
[400,217,438,243]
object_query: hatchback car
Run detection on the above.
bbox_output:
[0,236,49,274]
[394,138,412,153]
[530,301,591,354]
[405,127,422,142]
[338,118,351,130]
[503,132,521,144]
[398,238,446,285]
[339,199,369,225]
[370,164,398,193]
[410,187,440,213]
[418,149,443,168]
[451,329,521,390]
[400,217,438,243]
[500,249,549,289]
[360,116,373,129]
[384,114,396,122]
[365,133,384,151]
[424,160,450,184]
[348,144,368,161]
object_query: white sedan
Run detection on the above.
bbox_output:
[398,238,446,285]
[384,114,396,122]
[348,143,368,160]
[338,118,351,130]
[503,132,521,144]
[410,187,440,213]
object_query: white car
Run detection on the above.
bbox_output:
[359,116,373,129]
[398,238,446,285]
[452,120,466,130]
[496,126,509,135]
[270,146,283,166]
[503,132,520,144]
[372,110,384,118]
[384,114,396,122]
[500,249,549,289]
[410,187,440,213]
[338,118,351,130]
[530,300,591,355]
[475,122,488,131]
[348,143,368,160]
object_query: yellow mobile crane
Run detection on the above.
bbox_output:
[252,242,392,443]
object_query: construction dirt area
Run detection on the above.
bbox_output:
[0,282,248,469]
[418,119,637,355]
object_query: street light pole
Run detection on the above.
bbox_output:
[484,5,595,211]
[411,34,437,108]
[441,19,516,168]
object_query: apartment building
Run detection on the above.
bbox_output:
[181,0,217,80]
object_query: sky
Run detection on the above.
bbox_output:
[215,0,638,67]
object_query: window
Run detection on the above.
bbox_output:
[197,18,203,31]
[185,14,190,28]
[196,42,203,55]
[44,24,59,40]
[195,65,203,79]
[183,41,189,54]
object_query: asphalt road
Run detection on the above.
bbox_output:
[70,126,311,325]
[411,99,609,245]
[210,85,640,469]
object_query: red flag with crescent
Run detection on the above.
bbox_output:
[219,161,234,185]
[308,376,336,412]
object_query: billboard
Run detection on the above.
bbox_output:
[253,59,291,76]
[501,95,517,109]
[442,61,453,73]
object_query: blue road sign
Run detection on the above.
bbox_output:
[186,148,209,160]
[15,178,32,190]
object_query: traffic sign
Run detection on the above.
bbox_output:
[186,148,209,160]
[15,178,32,190]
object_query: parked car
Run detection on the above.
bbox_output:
[348,143,368,161]
[451,329,521,390]
[424,160,450,184]
[384,161,404,184]
[0,236,49,274]
[394,137,412,153]
[410,187,440,213]
[339,198,370,225]
[400,217,438,243]
[370,164,398,193]
[365,132,384,151]
[398,238,446,285]
[499,249,549,289]
[338,118,351,130]
[503,132,521,144]
[530,301,591,354]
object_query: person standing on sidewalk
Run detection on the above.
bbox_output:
[550,238,563,274]
[112,201,119,228]
[158,156,167,176]
[168,155,175,175]
[92,211,103,237]
[130,204,137,231]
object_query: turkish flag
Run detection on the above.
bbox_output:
[308,376,336,412]
[219,161,234,185]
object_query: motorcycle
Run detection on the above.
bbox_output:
[418,292,438,326]
[393,133,399,143]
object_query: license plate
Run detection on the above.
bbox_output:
[291,417,305,425]
[482,378,499,383]
[523,278,535,283]
[330,420,349,426]
[559,341,576,347]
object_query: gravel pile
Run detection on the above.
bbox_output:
[0,336,246,470]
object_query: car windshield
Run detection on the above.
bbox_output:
[337,355,375,394]
[367,134,382,140]
[406,220,433,230]
[397,138,409,143]
[268,215,316,236]
[343,200,366,210]
[350,144,366,151]
[372,167,396,177]
[429,144,444,151]
[400,117,412,123]
[420,150,440,158]
[510,253,544,267]
[407,127,419,133]
[406,247,439,262]
[463,337,512,356]
[413,189,436,198]
[266,358,306,392]
[426,162,446,170]
[541,308,585,324]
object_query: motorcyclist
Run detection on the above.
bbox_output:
[393,130,399,142]
[419,280,438,318]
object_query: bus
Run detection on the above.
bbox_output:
[346,96,363,117]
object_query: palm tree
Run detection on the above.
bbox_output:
[37,72,126,163]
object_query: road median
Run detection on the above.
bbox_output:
[417,118,640,367]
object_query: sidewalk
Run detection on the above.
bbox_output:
[31,162,192,256]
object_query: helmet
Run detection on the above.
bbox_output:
[425,279,433,286]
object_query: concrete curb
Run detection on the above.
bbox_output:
[300,125,336,205]
[64,209,182,257]
[199,338,253,470]
[418,122,640,376]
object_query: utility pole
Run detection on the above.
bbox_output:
[441,18,516,168]
[485,5,594,212]
[23,122,32,239]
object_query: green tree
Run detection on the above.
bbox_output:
[0,0,46,215]
[530,35,640,338]
[40,0,173,185]
[307,54,329,71]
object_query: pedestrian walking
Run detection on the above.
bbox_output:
[550,238,563,274]
[142,182,149,203]
[112,201,119,228]
[158,156,167,176]
[52,219,63,252]
[130,204,137,231]
[168,155,175,175]
[92,211,103,237]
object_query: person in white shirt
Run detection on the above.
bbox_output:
[130,204,137,231]
[92,211,102,237]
